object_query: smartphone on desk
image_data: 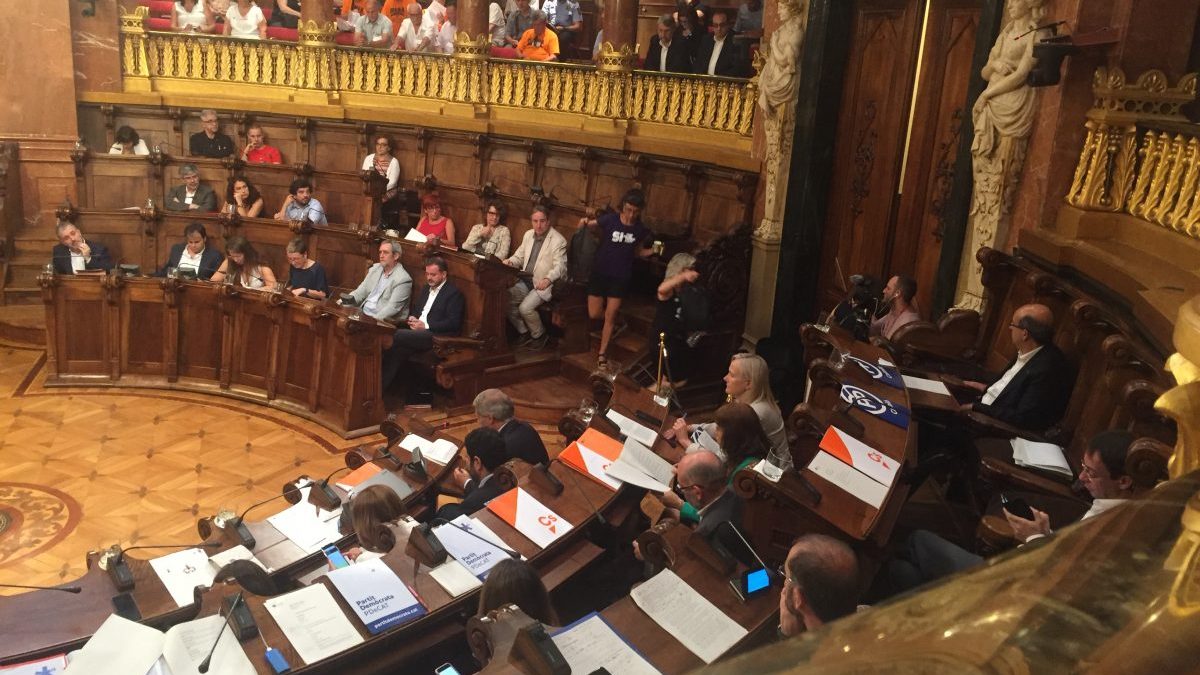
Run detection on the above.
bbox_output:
[322,544,350,569]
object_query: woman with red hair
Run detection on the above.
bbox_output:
[415,193,457,246]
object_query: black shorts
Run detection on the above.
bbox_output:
[587,273,631,299]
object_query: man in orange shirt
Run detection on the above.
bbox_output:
[515,10,559,61]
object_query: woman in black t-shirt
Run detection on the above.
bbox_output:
[285,237,329,300]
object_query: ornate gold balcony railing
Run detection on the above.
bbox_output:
[1066,68,1199,239]
[118,8,759,138]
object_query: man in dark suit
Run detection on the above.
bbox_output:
[382,255,465,393]
[435,427,509,521]
[958,303,1072,432]
[473,388,550,466]
[644,14,692,73]
[164,163,218,212]
[155,222,224,279]
[52,221,114,275]
[693,10,746,77]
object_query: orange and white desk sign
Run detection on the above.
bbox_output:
[818,426,899,488]
[487,487,574,549]
[559,428,623,491]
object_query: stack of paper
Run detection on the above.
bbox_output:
[902,374,953,397]
[335,463,382,491]
[559,428,623,491]
[403,228,427,243]
[487,487,573,549]
[1011,438,1073,477]
[263,584,364,665]
[208,544,271,574]
[551,613,662,675]
[604,437,675,493]
[432,515,513,579]
[328,558,426,634]
[629,569,747,664]
[428,560,483,596]
[148,548,216,608]
[62,614,255,675]
[605,409,659,448]
[399,433,460,465]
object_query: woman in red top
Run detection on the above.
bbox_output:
[416,193,457,246]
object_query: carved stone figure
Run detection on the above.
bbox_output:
[956,0,1044,311]
[754,0,807,243]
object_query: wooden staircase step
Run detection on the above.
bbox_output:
[0,304,46,345]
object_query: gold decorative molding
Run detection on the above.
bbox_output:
[1157,294,1200,479]
[595,41,636,73]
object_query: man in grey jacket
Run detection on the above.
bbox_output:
[165,164,217,212]
[344,240,412,322]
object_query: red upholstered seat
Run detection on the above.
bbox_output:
[260,5,273,20]
[335,30,358,45]
[149,0,175,17]
[147,16,173,30]
[489,46,520,59]
[266,26,299,41]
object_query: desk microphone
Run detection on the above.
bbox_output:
[227,483,309,550]
[308,466,352,511]
[430,518,521,559]
[556,461,606,527]
[0,582,82,593]
[103,541,222,592]
[198,591,241,673]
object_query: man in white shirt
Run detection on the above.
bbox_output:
[381,256,465,391]
[51,222,114,275]
[345,241,413,322]
[437,0,457,54]
[955,303,1072,432]
[354,0,394,47]
[693,9,745,77]
[645,14,690,73]
[392,1,438,51]
[886,430,1142,594]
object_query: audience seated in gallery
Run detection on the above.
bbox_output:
[435,427,510,521]
[504,0,535,47]
[275,177,328,225]
[694,10,747,77]
[51,222,114,275]
[224,0,268,39]
[267,0,302,29]
[224,176,265,218]
[438,1,458,54]
[210,235,278,288]
[109,125,150,155]
[354,0,394,47]
[166,163,218,212]
[504,205,567,352]
[645,14,693,73]
[541,0,581,57]
[189,108,236,158]
[240,124,282,165]
[172,0,213,32]
[488,0,506,46]
[284,237,330,300]
[392,1,440,52]
[463,199,512,258]
[515,10,559,61]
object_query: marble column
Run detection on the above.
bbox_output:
[458,0,489,41]
[601,0,639,55]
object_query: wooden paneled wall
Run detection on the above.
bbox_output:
[77,104,757,251]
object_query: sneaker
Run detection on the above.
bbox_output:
[524,333,550,351]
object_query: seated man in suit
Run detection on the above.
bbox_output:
[887,430,1140,594]
[778,534,860,636]
[645,14,692,73]
[436,427,509,521]
[155,222,224,279]
[956,303,1072,432]
[504,205,568,351]
[694,10,746,77]
[52,221,113,275]
[677,451,742,540]
[165,164,218,212]
[473,388,549,465]
[345,240,413,322]
[381,255,465,391]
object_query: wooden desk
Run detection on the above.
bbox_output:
[41,274,393,438]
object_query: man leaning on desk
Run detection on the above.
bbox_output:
[343,240,413,322]
[436,427,509,521]
[52,221,114,275]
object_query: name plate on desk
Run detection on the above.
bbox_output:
[807,451,887,509]
[845,355,903,389]
[839,384,910,429]
[328,558,427,634]
[560,428,623,491]
[487,487,574,549]
[818,426,899,488]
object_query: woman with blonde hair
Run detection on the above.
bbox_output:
[670,352,788,458]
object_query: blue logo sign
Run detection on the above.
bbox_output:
[840,384,910,429]
[845,355,903,389]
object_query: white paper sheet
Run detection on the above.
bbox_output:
[161,614,256,675]
[604,461,671,493]
[328,559,426,634]
[266,499,344,554]
[605,409,659,448]
[629,569,747,664]
[62,615,164,675]
[902,374,953,397]
[148,547,217,608]
[429,560,483,596]
[263,584,364,665]
[432,515,513,579]
[610,437,675,488]
[551,613,662,675]
[403,228,428,243]
[806,451,887,509]
[1011,438,1073,477]
[208,544,271,574]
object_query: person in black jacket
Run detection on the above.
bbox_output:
[52,222,114,275]
[436,427,509,521]
[693,10,747,77]
[381,255,466,390]
[957,303,1072,432]
[155,222,224,279]
[473,388,550,466]
[644,14,692,73]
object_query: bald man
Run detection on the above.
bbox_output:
[957,303,1072,432]
[392,1,437,51]
[676,450,742,539]
[778,534,860,636]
